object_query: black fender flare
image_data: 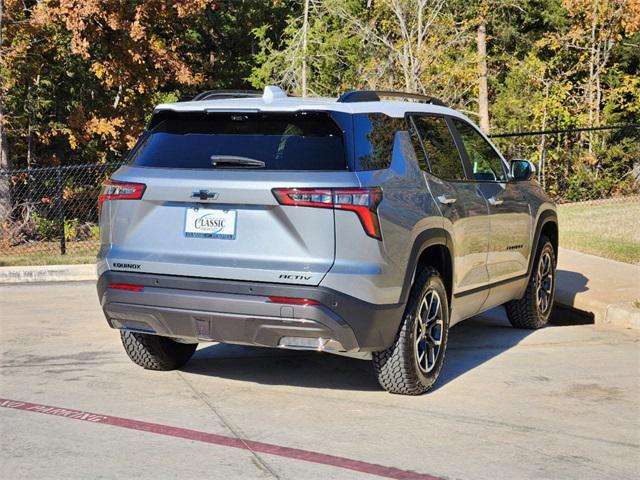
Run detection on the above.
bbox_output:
[516,208,558,299]
[527,208,558,276]
[398,228,454,305]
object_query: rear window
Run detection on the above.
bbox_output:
[353,113,407,170]
[129,111,347,170]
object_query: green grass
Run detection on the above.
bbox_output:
[0,253,97,267]
[0,240,98,267]
[2,201,639,267]
[558,199,640,265]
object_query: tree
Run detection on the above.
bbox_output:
[252,0,477,108]
[0,0,10,223]
[1,0,294,168]
[560,0,639,150]
[301,0,310,96]
[250,0,364,97]
[477,17,490,133]
[0,0,638,204]
[333,0,476,101]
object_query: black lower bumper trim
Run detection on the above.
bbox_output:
[97,271,406,351]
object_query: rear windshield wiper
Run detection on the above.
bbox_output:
[210,155,265,168]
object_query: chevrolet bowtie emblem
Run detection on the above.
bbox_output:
[191,190,219,201]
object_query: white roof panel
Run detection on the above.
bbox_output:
[154,86,469,121]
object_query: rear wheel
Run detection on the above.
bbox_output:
[372,267,449,395]
[505,235,556,329]
[120,331,197,370]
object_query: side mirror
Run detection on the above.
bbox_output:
[510,159,536,181]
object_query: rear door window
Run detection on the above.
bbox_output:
[130,111,347,171]
[409,115,466,181]
[408,119,429,172]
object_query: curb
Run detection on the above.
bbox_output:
[0,264,97,284]
[604,302,640,330]
[1,258,638,330]
[553,295,640,330]
[555,248,640,330]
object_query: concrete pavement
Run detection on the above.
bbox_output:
[1,282,639,479]
[3,246,638,331]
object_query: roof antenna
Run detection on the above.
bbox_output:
[263,86,287,104]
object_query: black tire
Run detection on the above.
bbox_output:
[372,267,450,395]
[120,331,197,370]
[505,235,556,329]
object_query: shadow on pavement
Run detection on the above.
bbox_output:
[183,307,585,392]
[552,269,594,325]
[555,269,589,302]
[184,342,382,391]
[435,308,531,389]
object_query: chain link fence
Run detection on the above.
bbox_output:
[489,124,640,201]
[0,162,125,266]
[0,125,638,266]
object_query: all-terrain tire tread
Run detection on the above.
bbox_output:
[505,235,555,329]
[120,331,197,371]
[372,267,447,395]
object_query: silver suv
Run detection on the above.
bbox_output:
[97,86,558,395]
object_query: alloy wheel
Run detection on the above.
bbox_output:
[414,289,444,373]
[535,251,554,314]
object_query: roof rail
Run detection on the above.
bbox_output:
[337,90,447,107]
[192,90,262,101]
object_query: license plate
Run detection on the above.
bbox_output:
[184,207,237,239]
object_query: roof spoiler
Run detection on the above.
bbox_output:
[337,90,446,107]
[191,90,262,101]
[191,86,288,103]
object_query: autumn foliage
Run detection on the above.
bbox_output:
[2,0,219,164]
[1,0,639,201]
[1,0,298,167]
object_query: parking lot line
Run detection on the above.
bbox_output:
[0,398,442,480]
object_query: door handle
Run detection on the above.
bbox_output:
[488,196,504,206]
[437,195,457,205]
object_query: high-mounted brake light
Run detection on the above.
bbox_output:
[99,180,146,209]
[268,296,321,306]
[272,187,383,240]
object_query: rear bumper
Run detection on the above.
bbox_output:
[97,271,405,352]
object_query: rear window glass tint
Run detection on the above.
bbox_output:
[411,115,466,181]
[408,120,429,171]
[353,113,406,170]
[130,112,347,170]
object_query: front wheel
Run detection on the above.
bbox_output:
[505,235,556,329]
[120,331,197,370]
[372,267,450,395]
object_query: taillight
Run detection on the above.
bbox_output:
[267,296,321,306]
[99,180,146,209]
[107,283,144,292]
[272,187,383,240]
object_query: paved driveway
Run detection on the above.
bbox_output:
[1,282,638,479]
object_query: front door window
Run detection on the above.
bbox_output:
[452,119,507,182]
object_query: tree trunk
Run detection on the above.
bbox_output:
[633,161,640,190]
[587,0,598,153]
[301,0,309,97]
[27,82,33,169]
[477,20,490,134]
[0,0,11,224]
[538,83,549,187]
